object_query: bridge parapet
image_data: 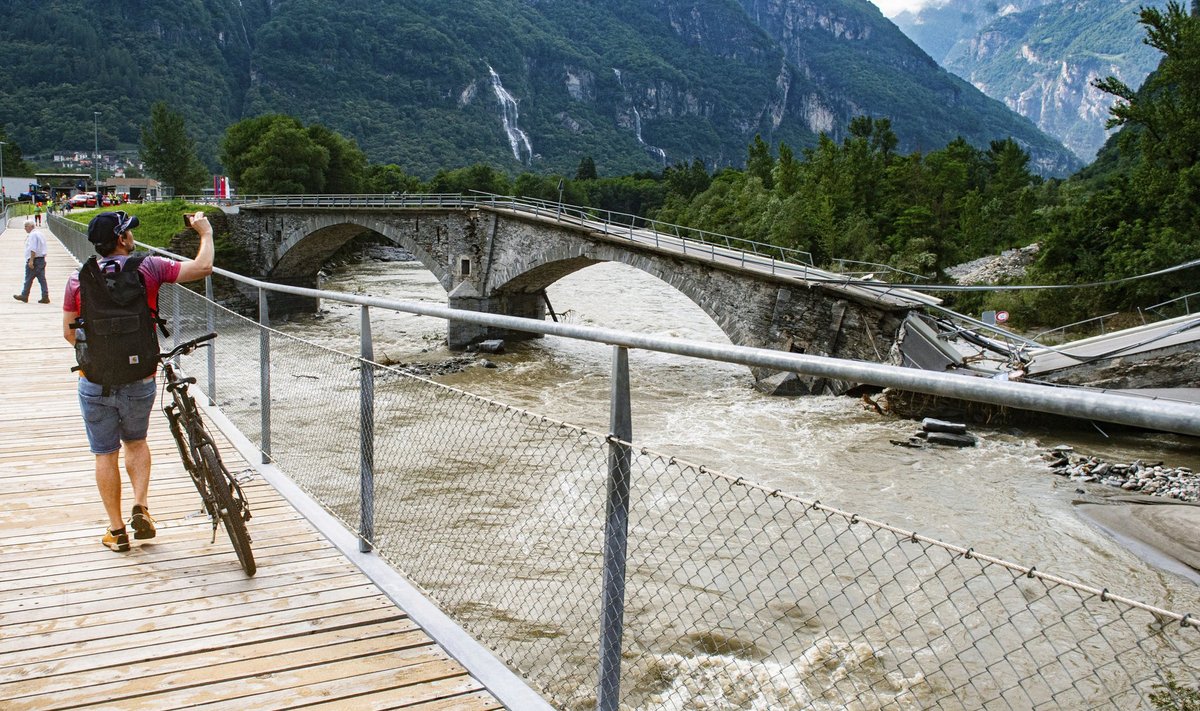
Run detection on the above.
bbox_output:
[228,198,923,394]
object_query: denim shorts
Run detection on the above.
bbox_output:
[77,376,158,454]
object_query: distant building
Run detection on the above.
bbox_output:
[105,177,162,201]
[34,173,93,199]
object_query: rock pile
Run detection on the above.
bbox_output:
[947,244,1039,285]
[1045,446,1200,502]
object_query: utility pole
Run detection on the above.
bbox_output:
[93,111,101,192]
[0,141,6,206]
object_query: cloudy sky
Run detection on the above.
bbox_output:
[868,0,939,17]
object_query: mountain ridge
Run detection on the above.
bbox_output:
[0,0,1079,177]
[891,0,1167,161]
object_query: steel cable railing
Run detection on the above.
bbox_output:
[49,215,1200,710]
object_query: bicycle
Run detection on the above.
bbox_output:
[160,333,256,576]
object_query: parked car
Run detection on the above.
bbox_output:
[69,192,97,207]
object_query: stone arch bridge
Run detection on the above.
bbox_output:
[225,197,929,394]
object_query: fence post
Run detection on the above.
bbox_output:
[171,285,181,351]
[597,345,632,711]
[258,287,271,463]
[205,276,216,406]
[359,305,376,553]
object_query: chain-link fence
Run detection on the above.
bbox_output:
[50,216,1200,710]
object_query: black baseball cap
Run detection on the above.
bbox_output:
[87,211,140,244]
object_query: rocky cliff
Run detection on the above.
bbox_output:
[892,0,1167,162]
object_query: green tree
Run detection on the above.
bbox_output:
[663,159,710,200]
[307,124,367,193]
[364,164,422,194]
[1094,2,1200,173]
[240,122,329,194]
[221,114,370,195]
[140,102,209,195]
[426,164,512,195]
[774,143,801,196]
[0,128,33,191]
[746,134,774,189]
[575,156,598,181]
[220,115,303,189]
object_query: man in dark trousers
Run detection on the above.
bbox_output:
[62,210,213,551]
[13,218,50,303]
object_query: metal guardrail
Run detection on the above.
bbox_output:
[830,258,932,282]
[1141,291,1198,323]
[49,215,1200,710]
[1032,312,1122,341]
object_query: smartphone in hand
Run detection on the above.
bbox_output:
[184,213,193,227]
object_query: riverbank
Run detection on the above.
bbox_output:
[1047,446,1200,581]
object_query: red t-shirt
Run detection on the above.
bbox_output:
[63,255,183,314]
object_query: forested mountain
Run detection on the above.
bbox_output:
[0,0,1078,177]
[891,0,1168,161]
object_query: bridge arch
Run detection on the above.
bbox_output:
[270,213,451,289]
[487,244,752,349]
[229,203,914,394]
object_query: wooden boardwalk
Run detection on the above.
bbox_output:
[0,214,505,710]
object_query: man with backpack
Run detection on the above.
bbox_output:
[62,210,213,552]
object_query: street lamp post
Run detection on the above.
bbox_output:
[0,141,7,206]
[93,111,101,192]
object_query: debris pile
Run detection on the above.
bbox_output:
[1045,446,1200,503]
[891,418,978,449]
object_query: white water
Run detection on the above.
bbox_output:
[265,255,1200,709]
[488,65,533,164]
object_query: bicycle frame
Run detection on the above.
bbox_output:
[159,334,255,575]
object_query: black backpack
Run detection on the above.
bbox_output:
[73,254,168,387]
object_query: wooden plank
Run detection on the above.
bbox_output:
[0,614,427,706]
[0,221,505,711]
[226,670,494,711]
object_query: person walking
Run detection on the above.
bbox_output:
[62,210,213,552]
[13,218,50,303]
[34,202,43,226]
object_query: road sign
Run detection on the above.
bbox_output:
[996,310,1009,323]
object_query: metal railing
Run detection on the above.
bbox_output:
[830,258,932,282]
[50,215,1200,710]
[1140,291,1199,323]
[1032,312,1122,341]
[167,192,845,285]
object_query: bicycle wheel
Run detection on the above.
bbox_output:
[199,443,256,576]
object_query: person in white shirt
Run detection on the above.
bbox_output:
[14,218,50,304]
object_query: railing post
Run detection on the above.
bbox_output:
[258,288,272,463]
[205,276,216,406]
[359,305,376,553]
[171,285,182,351]
[597,346,632,711]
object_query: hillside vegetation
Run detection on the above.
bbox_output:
[0,0,1077,177]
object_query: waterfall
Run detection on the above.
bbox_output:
[613,68,668,166]
[487,65,533,164]
[631,107,667,164]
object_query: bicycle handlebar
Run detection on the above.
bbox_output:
[160,333,217,362]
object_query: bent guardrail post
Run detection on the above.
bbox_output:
[258,287,272,463]
[205,276,216,406]
[597,345,632,711]
[359,305,376,553]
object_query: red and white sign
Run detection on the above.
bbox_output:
[995,310,1009,323]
